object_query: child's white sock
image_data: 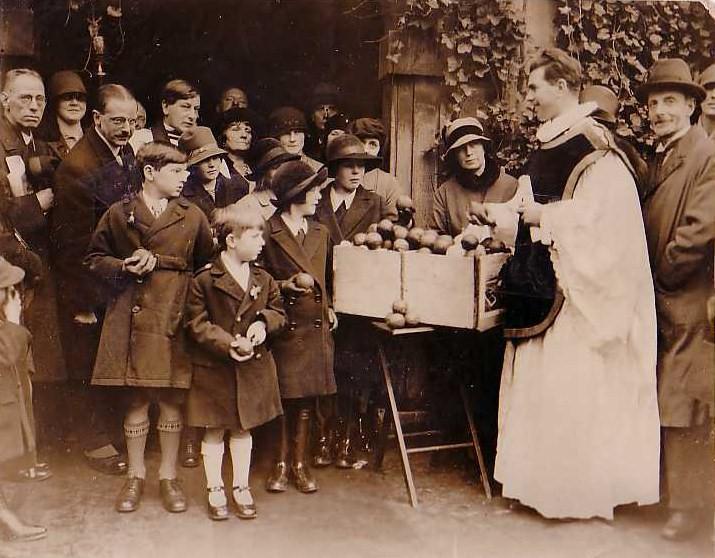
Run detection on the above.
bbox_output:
[201,440,226,507]
[229,431,252,504]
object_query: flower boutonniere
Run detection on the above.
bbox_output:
[127,210,135,227]
[249,285,262,300]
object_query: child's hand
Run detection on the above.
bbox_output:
[123,249,157,276]
[246,320,267,346]
[229,335,254,362]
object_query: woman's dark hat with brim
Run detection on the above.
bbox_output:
[442,117,491,159]
[247,138,300,181]
[698,63,715,89]
[0,256,25,288]
[580,85,619,125]
[325,134,380,176]
[636,58,706,103]
[178,126,227,167]
[216,107,266,140]
[272,160,329,207]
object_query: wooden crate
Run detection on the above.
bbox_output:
[333,245,509,331]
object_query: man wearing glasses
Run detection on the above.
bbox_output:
[52,83,142,476]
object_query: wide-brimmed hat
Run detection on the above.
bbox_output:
[580,85,619,125]
[216,107,265,140]
[698,63,715,89]
[268,107,308,139]
[442,117,491,157]
[247,138,300,181]
[636,58,706,103]
[178,126,227,167]
[347,118,385,144]
[0,256,25,288]
[271,160,329,208]
[48,70,87,99]
[325,134,381,171]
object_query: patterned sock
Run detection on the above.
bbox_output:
[124,420,150,479]
[157,419,182,480]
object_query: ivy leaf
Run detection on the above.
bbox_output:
[562,24,575,35]
[426,0,439,9]
[441,34,455,49]
[457,42,473,54]
[649,33,662,47]
[471,33,490,47]
[460,83,476,97]
[557,5,571,14]
[447,55,460,72]
[597,28,610,40]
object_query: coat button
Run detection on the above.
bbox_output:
[314,295,322,303]
[235,315,241,322]
[131,305,141,313]
[313,319,322,328]
[255,353,262,360]
[289,322,297,331]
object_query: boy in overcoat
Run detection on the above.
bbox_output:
[313,134,388,468]
[85,142,214,514]
[185,205,285,520]
[260,160,336,493]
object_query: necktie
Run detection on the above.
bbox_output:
[335,201,347,222]
[296,229,306,245]
[167,129,181,146]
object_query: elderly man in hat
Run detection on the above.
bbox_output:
[268,107,322,172]
[579,85,648,198]
[151,79,200,146]
[638,58,715,541]
[698,63,715,138]
[39,70,88,159]
[495,48,660,521]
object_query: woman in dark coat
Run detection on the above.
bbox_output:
[0,257,47,542]
[260,161,336,493]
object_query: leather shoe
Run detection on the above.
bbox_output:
[313,437,333,468]
[115,477,144,513]
[18,463,53,482]
[160,479,188,513]
[181,439,200,468]
[265,461,289,493]
[232,486,257,520]
[85,453,127,476]
[291,463,318,493]
[206,487,229,521]
[662,510,700,541]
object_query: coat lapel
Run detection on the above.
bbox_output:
[644,127,699,201]
[211,259,246,303]
[268,215,320,280]
[145,198,187,240]
[315,190,344,245]
[339,187,373,240]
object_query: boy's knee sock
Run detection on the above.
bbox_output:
[229,431,252,488]
[124,420,150,479]
[157,419,182,480]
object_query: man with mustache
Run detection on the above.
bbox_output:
[639,58,715,541]
[151,79,200,146]
[52,83,142,476]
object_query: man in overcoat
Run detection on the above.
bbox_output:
[51,83,141,475]
[639,58,715,541]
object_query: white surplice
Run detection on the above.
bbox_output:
[494,112,661,520]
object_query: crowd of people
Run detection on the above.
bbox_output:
[0,46,712,545]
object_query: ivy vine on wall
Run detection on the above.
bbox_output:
[389,0,715,171]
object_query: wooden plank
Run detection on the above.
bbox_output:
[412,76,441,227]
[393,76,415,200]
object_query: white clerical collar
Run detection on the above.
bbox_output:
[330,186,357,212]
[536,102,598,143]
[95,126,122,159]
[220,252,250,291]
[655,125,691,153]
[280,212,308,237]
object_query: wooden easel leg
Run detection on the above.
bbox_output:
[379,342,418,507]
[459,382,492,500]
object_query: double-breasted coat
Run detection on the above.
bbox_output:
[314,183,388,244]
[642,125,715,427]
[185,258,286,430]
[0,321,37,471]
[261,214,336,399]
[0,116,66,382]
[85,196,214,389]
[180,172,249,221]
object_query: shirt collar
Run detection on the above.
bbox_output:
[141,190,168,216]
[280,212,308,237]
[655,125,691,153]
[220,252,250,291]
[330,186,357,211]
[20,130,33,146]
[58,119,83,143]
[536,102,598,144]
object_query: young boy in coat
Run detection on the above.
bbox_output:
[313,134,389,467]
[85,142,214,514]
[260,161,336,494]
[185,205,286,521]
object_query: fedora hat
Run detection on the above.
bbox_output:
[178,126,226,167]
[246,138,300,181]
[0,257,25,289]
[271,160,329,208]
[325,134,380,171]
[48,70,87,99]
[698,63,715,89]
[442,117,491,158]
[580,85,619,125]
[636,58,706,103]
[347,118,386,144]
